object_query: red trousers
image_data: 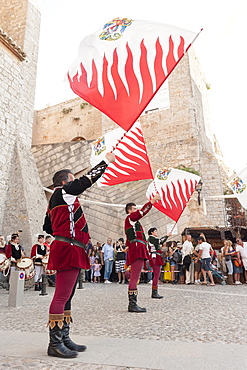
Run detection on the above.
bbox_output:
[128,258,144,290]
[49,269,79,314]
[152,262,161,288]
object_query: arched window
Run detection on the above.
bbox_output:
[71,136,85,142]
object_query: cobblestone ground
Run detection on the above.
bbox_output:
[0,282,247,369]
[1,357,145,370]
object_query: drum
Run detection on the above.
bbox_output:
[0,253,10,276]
[17,257,36,280]
[42,254,56,276]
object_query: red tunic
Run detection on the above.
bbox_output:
[43,161,108,271]
[125,202,153,265]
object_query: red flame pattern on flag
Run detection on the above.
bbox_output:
[147,178,199,222]
[68,37,186,131]
[98,125,153,186]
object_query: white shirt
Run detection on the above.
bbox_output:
[236,242,247,259]
[102,243,114,260]
[199,242,212,259]
[182,240,193,257]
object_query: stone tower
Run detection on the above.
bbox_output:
[0,0,47,250]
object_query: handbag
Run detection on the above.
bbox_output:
[233,259,243,267]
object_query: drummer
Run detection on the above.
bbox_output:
[5,234,25,271]
[31,234,47,291]
[0,235,6,254]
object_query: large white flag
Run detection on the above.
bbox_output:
[146,167,201,222]
[68,18,200,131]
[228,167,247,210]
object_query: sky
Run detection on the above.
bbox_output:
[34,0,247,174]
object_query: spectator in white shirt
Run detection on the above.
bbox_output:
[236,238,247,282]
[197,236,215,286]
[182,234,194,284]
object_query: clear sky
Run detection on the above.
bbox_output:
[34,0,247,174]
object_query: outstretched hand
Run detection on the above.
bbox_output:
[105,152,115,163]
[150,194,161,204]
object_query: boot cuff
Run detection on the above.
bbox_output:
[152,286,158,290]
[64,310,73,324]
[128,289,138,295]
[47,313,64,329]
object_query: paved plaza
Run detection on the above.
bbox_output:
[0,282,247,369]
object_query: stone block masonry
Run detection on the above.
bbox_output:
[0,0,47,252]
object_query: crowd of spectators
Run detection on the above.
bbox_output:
[1,231,247,287]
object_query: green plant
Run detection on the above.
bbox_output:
[80,102,88,109]
[176,165,200,176]
[62,107,72,114]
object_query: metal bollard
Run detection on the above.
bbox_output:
[39,274,48,296]
[8,271,25,307]
[77,269,84,289]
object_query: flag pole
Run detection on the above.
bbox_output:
[185,28,203,52]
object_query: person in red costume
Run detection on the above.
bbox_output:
[43,152,115,359]
[125,194,160,313]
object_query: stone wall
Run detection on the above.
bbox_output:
[0,0,47,252]
[32,140,183,243]
[32,98,102,145]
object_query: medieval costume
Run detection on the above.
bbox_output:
[5,241,23,268]
[148,234,168,298]
[30,236,47,291]
[125,201,153,313]
[43,160,108,358]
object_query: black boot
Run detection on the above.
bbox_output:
[128,290,146,312]
[151,288,163,299]
[34,283,40,291]
[47,315,78,358]
[63,312,87,352]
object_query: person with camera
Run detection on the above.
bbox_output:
[114,238,126,284]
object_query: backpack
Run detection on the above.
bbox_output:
[173,249,182,264]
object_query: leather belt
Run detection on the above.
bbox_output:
[54,236,86,250]
[129,239,147,246]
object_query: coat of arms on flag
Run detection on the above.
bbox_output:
[68,18,201,131]
[90,122,153,187]
[228,167,247,210]
[156,167,171,181]
[229,176,246,194]
[99,18,133,41]
[146,167,201,222]
[92,136,106,156]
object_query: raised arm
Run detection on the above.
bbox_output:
[63,153,115,196]
[129,194,161,222]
